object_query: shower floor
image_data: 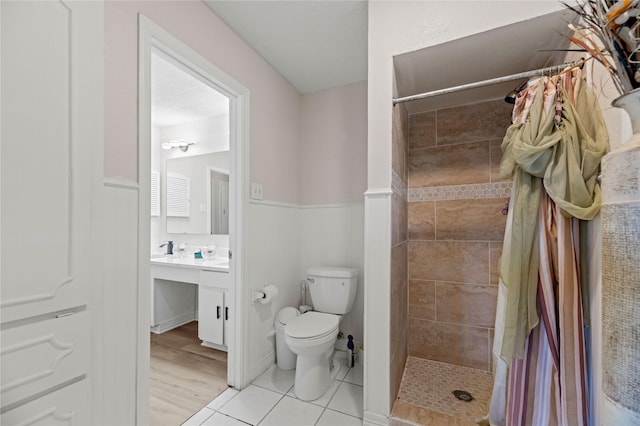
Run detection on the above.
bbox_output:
[391,357,493,425]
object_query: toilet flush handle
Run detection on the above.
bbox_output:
[307,277,314,283]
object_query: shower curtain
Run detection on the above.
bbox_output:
[488,69,609,426]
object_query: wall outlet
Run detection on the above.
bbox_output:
[251,182,263,200]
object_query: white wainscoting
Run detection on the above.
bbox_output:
[102,181,139,425]
[300,203,365,347]
[363,190,392,425]
[246,200,302,382]
[102,186,367,415]
[243,200,368,384]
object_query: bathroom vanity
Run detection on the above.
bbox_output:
[150,256,230,350]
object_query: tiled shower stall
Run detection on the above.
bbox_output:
[390,98,514,423]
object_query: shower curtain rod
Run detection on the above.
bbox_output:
[392,60,581,105]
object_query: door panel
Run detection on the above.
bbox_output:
[1,0,102,420]
[1,311,89,408]
[1,379,90,426]
[1,0,93,323]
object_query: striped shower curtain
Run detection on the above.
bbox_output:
[488,69,609,426]
[506,192,588,425]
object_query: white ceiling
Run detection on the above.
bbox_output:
[394,10,577,114]
[204,0,368,94]
[151,52,229,128]
[152,4,576,125]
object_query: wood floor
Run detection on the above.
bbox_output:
[150,321,228,426]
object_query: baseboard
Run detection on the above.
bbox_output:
[363,411,389,426]
[150,312,196,334]
[201,341,228,352]
[247,352,275,384]
[603,394,640,425]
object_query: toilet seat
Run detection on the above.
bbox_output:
[285,312,339,340]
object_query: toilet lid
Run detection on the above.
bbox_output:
[277,307,300,326]
[285,312,339,339]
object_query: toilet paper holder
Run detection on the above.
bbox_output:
[252,289,267,302]
[252,284,279,304]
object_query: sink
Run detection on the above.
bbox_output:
[203,258,229,266]
[150,252,229,271]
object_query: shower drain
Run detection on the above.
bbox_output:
[452,390,474,402]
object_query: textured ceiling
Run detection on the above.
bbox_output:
[204,0,368,94]
[151,52,229,128]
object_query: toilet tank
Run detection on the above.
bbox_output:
[307,266,359,314]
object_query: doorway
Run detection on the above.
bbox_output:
[149,48,231,424]
[138,16,250,426]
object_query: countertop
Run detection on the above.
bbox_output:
[150,254,229,273]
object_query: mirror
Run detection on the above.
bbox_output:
[165,151,229,235]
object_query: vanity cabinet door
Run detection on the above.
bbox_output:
[198,286,225,346]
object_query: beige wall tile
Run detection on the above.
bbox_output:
[399,98,512,385]
[398,102,409,154]
[393,104,409,180]
[435,282,498,327]
[490,138,511,183]
[392,111,399,174]
[489,242,503,285]
[408,201,435,240]
[489,329,495,373]
[436,100,512,146]
[391,243,408,348]
[392,193,408,246]
[390,241,408,407]
[408,111,436,149]
[408,141,490,188]
[436,198,507,241]
[408,318,490,370]
[400,195,408,243]
[392,192,399,246]
[394,104,409,149]
[408,241,490,284]
[390,323,408,406]
[409,280,435,320]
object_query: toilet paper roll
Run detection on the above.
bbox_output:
[259,284,279,304]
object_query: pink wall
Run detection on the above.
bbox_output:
[105,0,301,203]
[300,81,367,205]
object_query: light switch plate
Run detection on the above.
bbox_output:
[251,182,263,200]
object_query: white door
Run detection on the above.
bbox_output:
[1,1,103,423]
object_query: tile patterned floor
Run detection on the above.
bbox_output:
[393,356,492,424]
[183,357,363,426]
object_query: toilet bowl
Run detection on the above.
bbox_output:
[284,266,358,401]
[285,312,339,401]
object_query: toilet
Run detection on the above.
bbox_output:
[285,266,358,401]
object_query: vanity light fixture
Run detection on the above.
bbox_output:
[161,139,195,152]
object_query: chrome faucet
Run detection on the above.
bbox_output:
[159,241,173,255]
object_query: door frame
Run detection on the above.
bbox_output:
[137,15,250,425]
[206,165,230,235]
